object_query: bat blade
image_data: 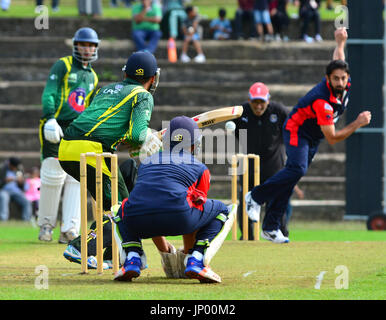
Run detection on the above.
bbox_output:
[158,105,243,139]
[192,105,243,128]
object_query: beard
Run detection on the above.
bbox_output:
[327,77,345,97]
[333,86,344,96]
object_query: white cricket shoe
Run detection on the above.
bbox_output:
[58,228,78,244]
[315,34,323,42]
[261,229,289,243]
[38,224,53,242]
[180,53,191,63]
[303,34,314,43]
[193,53,206,63]
[244,191,260,222]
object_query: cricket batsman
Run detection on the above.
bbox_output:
[112,116,237,283]
[59,50,178,270]
[38,27,99,243]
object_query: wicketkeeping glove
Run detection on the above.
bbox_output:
[44,118,63,143]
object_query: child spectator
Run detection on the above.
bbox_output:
[180,6,206,63]
[25,167,41,220]
[254,0,275,42]
[209,8,232,40]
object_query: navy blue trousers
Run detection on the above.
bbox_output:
[116,199,228,255]
[251,130,319,230]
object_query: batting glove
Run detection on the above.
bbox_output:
[139,128,162,157]
[128,129,162,158]
[44,118,63,144]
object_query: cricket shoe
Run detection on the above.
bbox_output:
[114,253,142,281]
[261,229,289,243]
[38,224,53,242]
[87,256,112,270]
[63,244,112,269]
[58,229,78,244]
[184,256,221,283]
[180,53,191,63]
[244,191,260,222]
[193,54,206,63]
[63,244,82,264]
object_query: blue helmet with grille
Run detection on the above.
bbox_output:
[72,27,99,63]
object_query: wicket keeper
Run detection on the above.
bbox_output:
[112,116,237,283]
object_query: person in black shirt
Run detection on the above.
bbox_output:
[231,82,302,240]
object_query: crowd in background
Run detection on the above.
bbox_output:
[0,1,345,44]
[0,0,348,55]
[0,158,41,222]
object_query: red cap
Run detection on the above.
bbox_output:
[248,82,270,101]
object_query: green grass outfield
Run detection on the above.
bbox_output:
[0,220,385,300]
[1,0,342,20]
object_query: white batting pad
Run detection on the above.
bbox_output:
[37,158,67,228]
[61,174,81,233]
[204,204,238,266]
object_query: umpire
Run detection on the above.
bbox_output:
[232,82,289,240]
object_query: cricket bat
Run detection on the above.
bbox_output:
[157,105,243,139]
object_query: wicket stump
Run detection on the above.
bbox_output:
[231,153,260,241]
[80,152,119,274]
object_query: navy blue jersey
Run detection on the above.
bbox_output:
[121,151,211,217]
[285,78,350,146]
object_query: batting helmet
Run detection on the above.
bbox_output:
[72,27,100,63]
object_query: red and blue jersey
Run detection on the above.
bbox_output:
[121,151,211,217]
[284,78,351,146]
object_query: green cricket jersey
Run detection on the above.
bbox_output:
[64,78,154,151]
[41,55,98,124]
[39,55,98,160]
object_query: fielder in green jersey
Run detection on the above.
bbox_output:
[38,27,100,244]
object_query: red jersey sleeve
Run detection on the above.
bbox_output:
[313,99,334,126]
[195,169,210,196]
[186,169,211,209]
